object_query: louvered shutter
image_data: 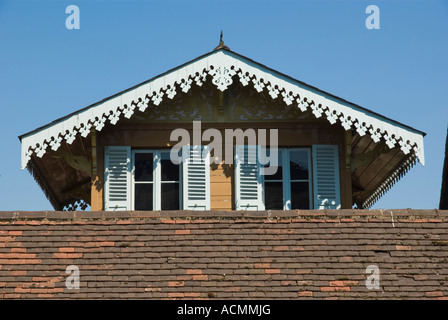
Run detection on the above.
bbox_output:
[182,145,210,210]
[235,145,264,210]
[312,145,341,210]
[104,146,131,211]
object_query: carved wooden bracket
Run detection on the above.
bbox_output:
[48,147,91,177]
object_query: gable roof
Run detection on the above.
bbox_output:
[0,209,447,299]
[19,47,425,170]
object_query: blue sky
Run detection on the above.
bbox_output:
[0,0,447,210]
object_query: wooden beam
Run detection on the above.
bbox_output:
[90,129,103,211]
[345,130,352,171]
[344,130,353,208]
[218,89,225,122]
[91,130,97,177]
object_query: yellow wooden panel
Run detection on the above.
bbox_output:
[211,199,232,210]
[210,182,232,196]
[210,162,233,210]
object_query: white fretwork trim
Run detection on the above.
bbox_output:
[63,199,89,211]
[20,50,425,169]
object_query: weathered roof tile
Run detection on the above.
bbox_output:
[0,209,447,299]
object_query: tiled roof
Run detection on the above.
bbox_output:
[0,210,447,300]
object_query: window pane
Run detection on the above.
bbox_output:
[135,153,153,181]
[161,152,180,182]
[161,183,180,210]
[135,184,153,210]
[291,182,310,209]
[264,149,282,181]
[265,182,283,210]
[290,150,309,180]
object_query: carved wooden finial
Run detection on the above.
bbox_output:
[214,30,230,51]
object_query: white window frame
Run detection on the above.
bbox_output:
[261,147,313,210]
[131,149,183,211]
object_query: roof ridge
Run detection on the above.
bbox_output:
[1,209,446,221]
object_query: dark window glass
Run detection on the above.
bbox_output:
[265,182,283,210]
[161,152,180,181]
[290,150,309,180]
[135,184,153,210]
[264,149,282,181]
[291,182,309,209]
[161,183,180,210]
[135,153,153,182]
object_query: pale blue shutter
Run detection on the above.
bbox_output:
[235,145,264,210]
[182,145,210,210]
[312,145,341,209]
[104,146,131,211]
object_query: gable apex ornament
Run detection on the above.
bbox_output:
[214,31,230,51]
